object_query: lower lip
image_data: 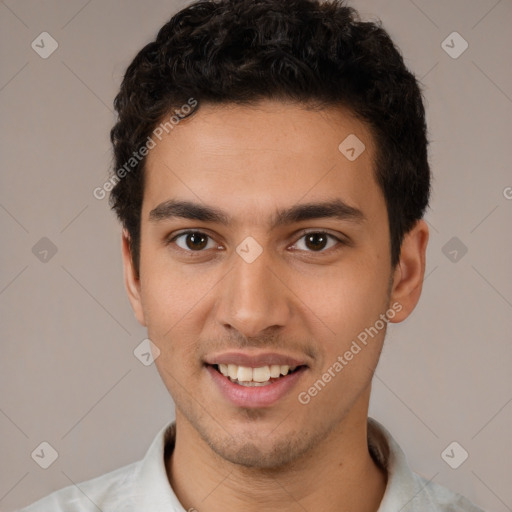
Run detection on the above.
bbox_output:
[206,365,307,408]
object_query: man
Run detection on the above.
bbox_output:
[20,0,484,510]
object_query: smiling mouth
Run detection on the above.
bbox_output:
[208,363,305,386]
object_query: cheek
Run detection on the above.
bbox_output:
[300,268,389,408]
[295,254,390,342]
[138,259,205,366]
[138,240,213,328]
[296,266,389,409]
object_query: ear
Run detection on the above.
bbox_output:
[121,229,146,326]
[388,219,429,323]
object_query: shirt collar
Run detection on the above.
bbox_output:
[132,421,184,511]
[367,417,424,510]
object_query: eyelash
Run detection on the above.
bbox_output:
[166,230,346,254]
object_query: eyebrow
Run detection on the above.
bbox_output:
[148,198,366,228]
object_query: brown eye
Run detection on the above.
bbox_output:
[304,233,329,251]
[292,232,342,252]
[185,232,208,250]
[172,231,215,251]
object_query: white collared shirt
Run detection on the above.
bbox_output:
[18,418,485,511]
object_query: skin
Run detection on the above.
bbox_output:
[122,100,429,512]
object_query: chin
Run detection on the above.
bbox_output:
[198,421,325,470]
[210,436,305,469]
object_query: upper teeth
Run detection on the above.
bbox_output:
[217,364,296,382]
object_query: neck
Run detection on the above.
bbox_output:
[166,408,387,512]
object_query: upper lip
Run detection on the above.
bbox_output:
[204,351,309,368]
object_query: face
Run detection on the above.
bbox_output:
[122,100,428,469]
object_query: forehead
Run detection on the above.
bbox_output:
[142,100,383,224]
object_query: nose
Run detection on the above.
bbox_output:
[216,247,292,340]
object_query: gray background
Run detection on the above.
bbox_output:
[1,1,511,511]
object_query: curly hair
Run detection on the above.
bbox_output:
[110,0,430,275]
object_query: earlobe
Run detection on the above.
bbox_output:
[121,230,147,327]
[388,220,429,323]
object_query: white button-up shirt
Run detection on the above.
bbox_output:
[18,418,485,511]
